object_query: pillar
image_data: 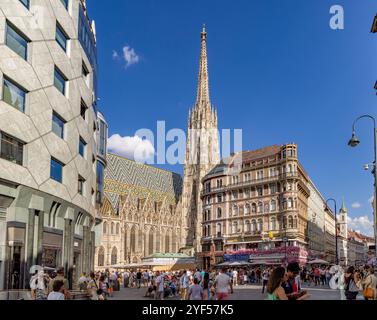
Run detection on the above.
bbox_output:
[25,209,35,288]
[36,211,44,266]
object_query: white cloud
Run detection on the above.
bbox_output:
[112,50,119,60]
[347,216,374,236]
[351,202,361,209]
[122,45,139,68]
[369,196,374,204]
[107,134,155,163]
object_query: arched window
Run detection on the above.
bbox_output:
[165,233,170,253]
[149,229,154,255]
[283,216,287,229]
[245,220,251,233]
[293,216,298,228]
[207,225,211,237]
[257,219,263,231]
[288,198,293,209]
[217,208,222,219]
[111,222,115,234]
[111,247,117,265]
[216,223,222,236]
[252,203,257,214]
[245,204,251,215]
[116,223,120,235]
[251,220,257,232]
[258,202,263,214]
[103,222,107,234]
[232,221,238,234]
[288,216,294,229]
[264,203,270,213]
[98,247,105,267]
[233,205,239,216]
[270,218,276,231]
[270,200,277,212]
[131,226,136,253]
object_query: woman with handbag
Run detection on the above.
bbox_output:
[361,266,377,300]
[344,267,360,300]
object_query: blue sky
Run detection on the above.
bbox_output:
[89,0,377,235]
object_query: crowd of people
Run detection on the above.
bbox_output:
[28,263,377,301]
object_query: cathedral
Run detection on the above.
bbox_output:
[95,27,220,267]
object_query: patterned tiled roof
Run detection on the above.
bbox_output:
[104,154,183,210]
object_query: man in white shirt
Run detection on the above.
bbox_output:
[180,270,190,300]
[215,268,233,300]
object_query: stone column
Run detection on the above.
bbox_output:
[82,226,90,273]
[25,209,35,288]
[36,211,44,266]
[144,229,149,257]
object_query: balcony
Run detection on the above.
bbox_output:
[201,173,300,196]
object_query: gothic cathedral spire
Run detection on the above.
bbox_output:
[181,26,220,260]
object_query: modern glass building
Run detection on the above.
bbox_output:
[0,0,107,290]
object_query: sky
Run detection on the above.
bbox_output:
[88,0,377,236]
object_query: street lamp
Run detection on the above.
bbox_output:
[348,115,377,259]
[325,199,339,265]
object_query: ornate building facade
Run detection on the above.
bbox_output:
[181,26,220,255]
[200,144,313,268]
[95,154,184,268]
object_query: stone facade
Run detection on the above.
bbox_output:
[181,26,220,255]
[0,0,105,289]
[95,154,184,268]
[200,144,315,268]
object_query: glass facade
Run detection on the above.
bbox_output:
[54,68,66,95]
[56,23,68,52]
[50,158,63,183]
[52,112,65,139]
[96,161,104,205]
[98,119,107,157]
[6,22,28,60]
[78,3,98,99]
[3,78,26,112]
[79,137,86,158]
[0,131,24,165]
[60,0,68,10]
[19,0,29,9]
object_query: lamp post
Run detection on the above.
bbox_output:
[348,115,377,259]
[325,199,339,265]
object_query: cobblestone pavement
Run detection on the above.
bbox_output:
[109,284,348,301]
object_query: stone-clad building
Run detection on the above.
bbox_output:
[200,144,313,268]
[95,154,184,268]
[181,26,220,255]
[0,0,106,289]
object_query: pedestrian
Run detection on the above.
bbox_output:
[202,272,212,300]
[282,263,308,300]
[188,278,203,300]
[344,266,360,300]
[30,270,48,300]
[136,269,142,289]
[266,267,289,300]
[155,271,165,300]
[48,280,65,300]
[48,267,70,300]
[143,270,150,287]
[87,272,103,300]
[123,270,129,288]
[78,272,88,292]
[214,267,233,301]
[261,269,269,294]
[180,270,190,300]
[361,265,377,300]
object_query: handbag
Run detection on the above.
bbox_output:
[363,287,374,299]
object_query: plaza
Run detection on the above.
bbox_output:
[109,284,345,301]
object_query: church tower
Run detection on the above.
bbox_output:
[338,199,348,239]
[181,26,220,256]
